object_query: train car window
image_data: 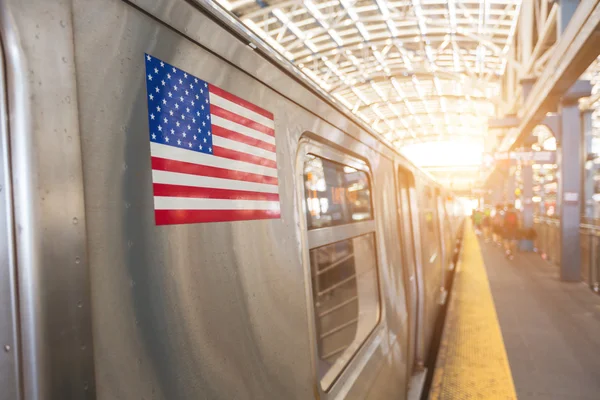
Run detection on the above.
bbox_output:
[299,149,380,392]
[310,233,379,379]
[304,155,372,229]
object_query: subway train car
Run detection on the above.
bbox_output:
[0,0,463,399]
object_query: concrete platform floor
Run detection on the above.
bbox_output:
[480,242,600,400]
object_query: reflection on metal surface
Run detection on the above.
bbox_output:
[0,19,21,400]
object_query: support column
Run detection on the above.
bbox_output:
[522,162,534,228]
[583,108,595,219]
[558,100,583,281]
[505,168,516,206]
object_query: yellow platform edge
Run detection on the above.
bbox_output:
[428,223,517,400]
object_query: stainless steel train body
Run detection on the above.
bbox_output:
[0,0,463,399]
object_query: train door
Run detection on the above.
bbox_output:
[435,189,449,303]
[396,167,426,391]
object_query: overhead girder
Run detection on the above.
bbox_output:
[225,0,521,148]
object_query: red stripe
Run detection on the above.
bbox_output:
[155,209,280,225]
[212,125,276,153]
[209,84,274,120]
[151,157,278,186]
[153,183,280,201]
[211,105,275,137]
[213,146,277,169]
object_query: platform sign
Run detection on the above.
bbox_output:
[494,151,555,164]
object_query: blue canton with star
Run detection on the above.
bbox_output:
[144,54,213,155]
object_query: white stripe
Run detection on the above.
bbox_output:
[210,93,275,129]
[152,170,279,194]
[154,196,281,211]
[150,142,277,178]
[212,136,276,161]
[211,115,276,145]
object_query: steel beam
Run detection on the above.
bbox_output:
[498,1,600,152]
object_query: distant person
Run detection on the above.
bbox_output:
[492,204,504,245]
[482,208,492,242]
[472,208,483,235]
[503,205,519,260]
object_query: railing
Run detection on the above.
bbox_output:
[533,217,600,292]
[533,216,561,265]
[579,223,600,292]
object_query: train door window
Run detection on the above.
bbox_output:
[300,147,380,391]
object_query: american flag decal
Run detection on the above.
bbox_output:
[144,54,280,225]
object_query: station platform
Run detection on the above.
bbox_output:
[429,225,600,400]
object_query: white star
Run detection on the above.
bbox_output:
[175,103,179,109]
[177,139,181,145]
[179,79,183,84]
[187,125,191,130]
[154,68,158,74]
[150,114,155,120]
[197,111,200,116]
[200,88,203,94]
[184,73,188,78]
[165,137,170,143]
[180,96,184,102]
[209,148,212,152]
[168,92,172,98]
[198,128,201,133]
[163,117,168,123]
[149,94,154,100]
[192,118,196,123]
[202,121,206,127]
[208,132,211,136]
[185,90,189,96]
[199,144,203,150]
[189,142,192,148]
[172,67,176,73]
[170,129,175,134]
[146,54,151,61]
[182,132,187,138]
[204,83,208,87]
[193,135,197,140]
[181,115,185,120]
[190,84,194,89]
[194,78,198,83]
[191,100,195,106]
[203,138,207,143]
[156,106,161,112]
[176,121,180,127]
[152,133,156,139]
[169,110,174,116]
[186,107,190,113]
[174,85,178,91]
[167,73,171,79]
[201,105,204,110]
[158,125,163,131]
[160,61,164,67]
[195,95,199,100]
[161,80,165,86]
[205,99,208,104]
[148,74,153,81]
[155,87,160,93]
[206,115,210,120]
[162,99,167,105]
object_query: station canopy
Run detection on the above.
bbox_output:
[218,0,522,187]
